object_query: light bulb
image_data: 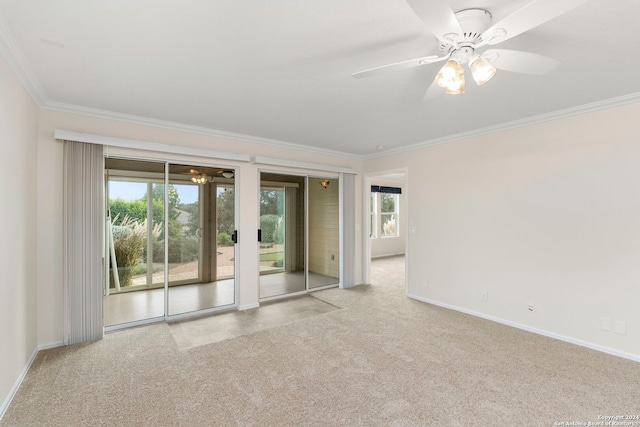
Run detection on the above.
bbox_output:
[470,57,496,85]
[435,60,460,88]
[445,63,465,94]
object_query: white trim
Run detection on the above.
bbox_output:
[38,341,64,350]
[371,252,405,259]
[105,317,164,333]
[45,101,362,159]
[408,294,640,363]
[365,92,640,159]
[55,130,358,175]
[238,302,260,311]
[55,130,251,162]
[0,15,48,106]
[0,346,39,420]
[253,156,358,175]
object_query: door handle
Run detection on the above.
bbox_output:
[231,230,238,244]
[257,229,262,242]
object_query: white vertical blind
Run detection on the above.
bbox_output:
[63,140,104,344]
[341,173,356,288]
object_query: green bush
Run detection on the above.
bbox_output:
[260,214,284,244]
[217,232,234,247]
[152,236,198,263]
[110,216,157,287]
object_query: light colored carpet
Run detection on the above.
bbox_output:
[2,256,640,426]
[170,296,340,350]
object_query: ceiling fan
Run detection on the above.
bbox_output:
[352,0,590,95]
[189,168,212,184]
[188,169,235,184]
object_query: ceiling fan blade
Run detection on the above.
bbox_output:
[405,0,462,44]
[482,0,590,45]
[424,80,442,100]
[352,55,447,79]
[483,49,559,75]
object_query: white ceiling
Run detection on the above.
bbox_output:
[1,0,639,158]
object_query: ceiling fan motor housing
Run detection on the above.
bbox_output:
[439,8,492,54]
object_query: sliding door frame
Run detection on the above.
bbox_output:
[104,154,241,331]
[258,169,342,302]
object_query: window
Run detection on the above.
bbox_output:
[380,193,398,237]
[370,185,401,239]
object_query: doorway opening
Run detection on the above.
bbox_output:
[366,171,408,292]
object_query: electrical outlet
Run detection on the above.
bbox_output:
[527,303,534,312]
[614,320,627,335]
[481,292,488,302]
[601,317,612,331]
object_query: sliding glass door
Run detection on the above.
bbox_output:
[104,158,237,327]
[104,159,166,325]
[166,164,235,316]
[308,176,340,288]
[259,173,306,298]
[258,172,340,299]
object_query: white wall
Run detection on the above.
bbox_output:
[0,53,38,411]
[364,102,640,359]
[370,177,405,258]
[35,109,365,344]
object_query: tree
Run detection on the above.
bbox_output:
[260,189,284,216]
[148,184,180,222]
[180,202,199,235]
[109,198,147,224]
[381,193,396,213]
[217,187,235,236]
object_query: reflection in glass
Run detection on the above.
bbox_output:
[308,177,340,289]
[259,173,306,298]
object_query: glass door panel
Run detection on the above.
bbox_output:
[167,164,236,316]
[104,159,237,326]
[216,184,235,280]
[259,173,306,298]
[167,183,201,285]
[308,176,340,289]
[104,158,166,327]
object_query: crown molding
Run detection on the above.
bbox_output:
[0,14,48,106]
[43,100,364,160]
[365,92,640,160]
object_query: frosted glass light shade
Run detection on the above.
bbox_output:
[435,60,460,88]
[470,57,497,85]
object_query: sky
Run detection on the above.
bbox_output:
[108,181,199,204]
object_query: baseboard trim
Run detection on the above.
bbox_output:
[0,346,39,420]
[371,252,405,259]
[238,303,260,311]
[407,294,640,363]
[38,341,64,351]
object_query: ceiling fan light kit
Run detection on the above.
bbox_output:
[469,57,497,85]
[435,59,466,94]
[191,174,212,184]
[352,0,588,95]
